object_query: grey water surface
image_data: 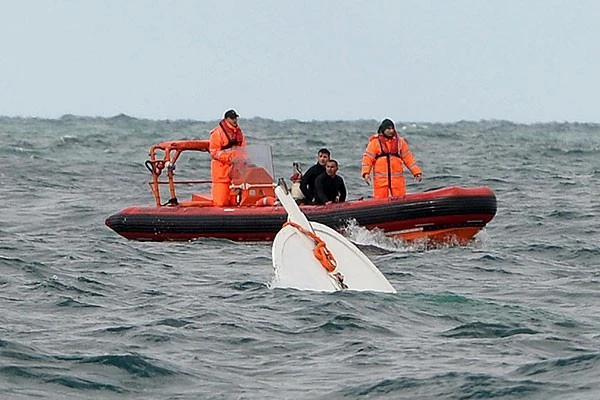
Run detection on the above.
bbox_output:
[1,116,599,399]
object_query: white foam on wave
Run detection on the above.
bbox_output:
[343,219,488,253]
[342,219,413,252]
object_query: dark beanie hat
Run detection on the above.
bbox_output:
[378,118,395,133]
[224,109,239,119]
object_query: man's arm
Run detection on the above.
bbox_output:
[209,128,231,164]
[314,174,328,204]
[337,176,347,202]
[300,165,315,199]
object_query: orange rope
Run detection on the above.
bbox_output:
[283,221,337,272]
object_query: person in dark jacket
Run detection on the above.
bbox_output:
[300,148,330,204]
[314,159,346,205]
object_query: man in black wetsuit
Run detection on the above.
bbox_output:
[300,148,330,204]
[314,159,347,205]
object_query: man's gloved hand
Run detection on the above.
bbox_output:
[362,173,371,185]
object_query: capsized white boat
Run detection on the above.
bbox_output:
[271,183,396,293]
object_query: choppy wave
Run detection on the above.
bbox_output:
[1,116,599,398]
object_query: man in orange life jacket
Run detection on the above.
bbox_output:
[361,118,422,198]
[209,109,246,206]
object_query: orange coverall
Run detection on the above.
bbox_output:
[209,120,246,206]
[361,133,422,198]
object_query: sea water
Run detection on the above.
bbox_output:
[1,116,599,399]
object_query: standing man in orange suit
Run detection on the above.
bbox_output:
[361,118,422,198]
[209,109,246,206]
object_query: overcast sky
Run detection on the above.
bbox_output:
[1,0,599,122]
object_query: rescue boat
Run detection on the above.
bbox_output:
[105,140,497,243]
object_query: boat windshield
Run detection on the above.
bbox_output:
[235,144,275,181]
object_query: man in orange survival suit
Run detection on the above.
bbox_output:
[361,118,422,198]
[209,109,246,206]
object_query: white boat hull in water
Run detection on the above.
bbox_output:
[271,185,396,293]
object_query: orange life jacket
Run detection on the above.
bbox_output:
[218,119,244,149]
[376,133,400,157]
